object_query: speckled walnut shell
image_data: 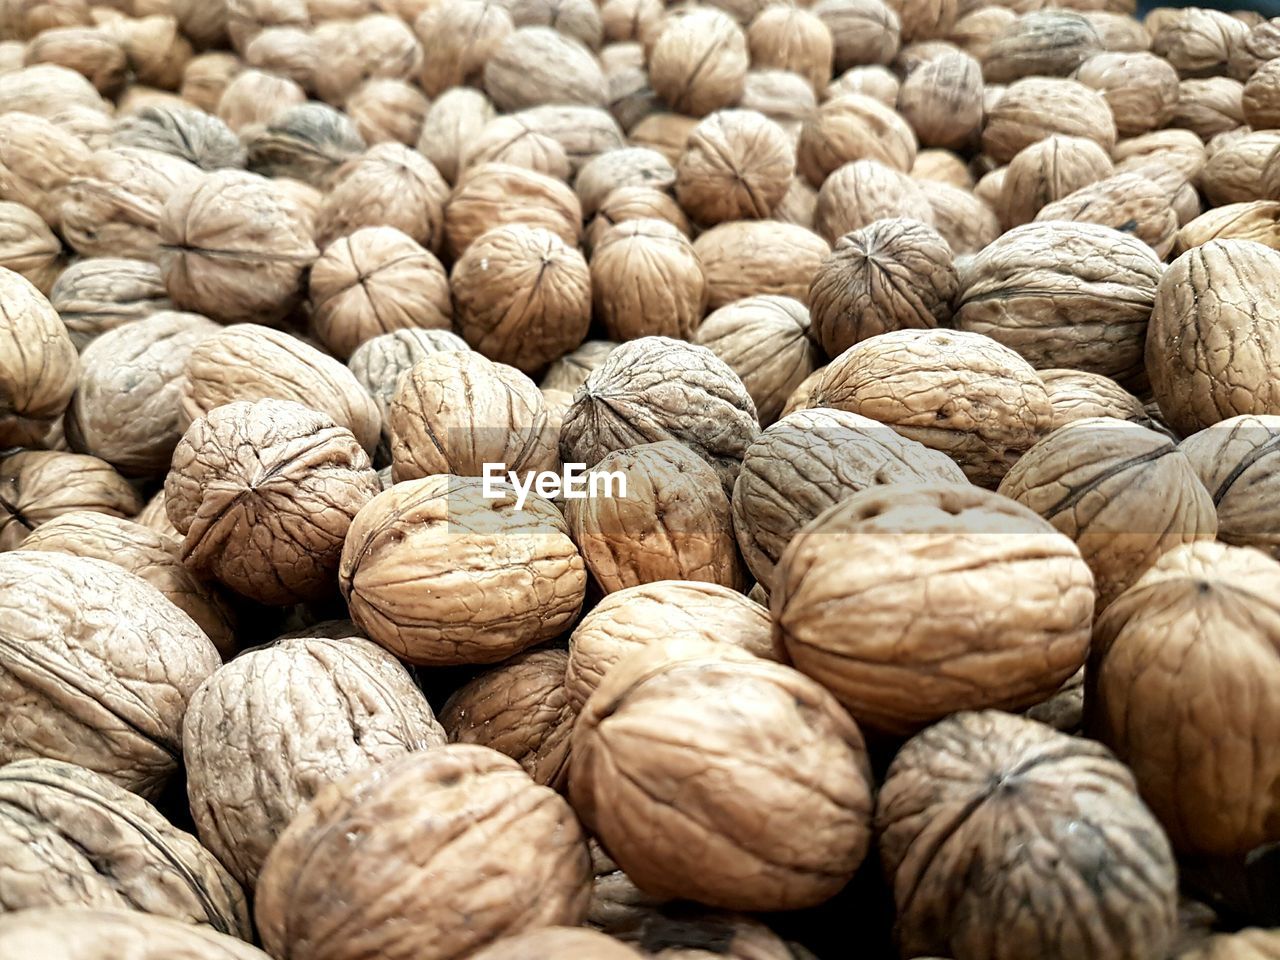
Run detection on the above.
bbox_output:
[1146,240,1280,436]
[1152,8,1247,78]
[0,908,272,960]
[733,408,968,592]
[451,224,590,374]
[1089,541,1280,855]
[982,11,1101,83]
[694,220,830,308]
[0,551,219,797]
[440,648,574,789]
[648,9,748,118]
[877,710,1178,960]
[570,642,874,911]
[339,475,586,665]
[0,451,141,551]
[813,0,900,72]
[183,629,446,888]
[0,758,249,933]
[254,746,590,960]
[0,112,91,229]
[309,226,451,361]
[316,143,449,254]
[483,25,605,111]
[590,219,705,342]
[165,398,380,605]
[443,161,582,260]
[797,93,917,187]
[309,15,421,106]
[243,102,365,188]
[815,159,934,243]
[981,77,1116,164]
[345,79,429,147]
[414,0,513,97]
[1178,414,1280,558]
[542,339,618,393]
[954,221,1162,383]
[1035,173,1178,260]
[1040,368,1150,430]
[110,104,244,172]
[674,109,794,225]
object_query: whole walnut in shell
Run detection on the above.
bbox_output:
[183,629,446,887]
[0,909,272,960]
[463,115,572,180]
[797,93,917,187]
[484,25,606,111]
[812,328,1054,486]
[452,224,591,373]
[917,179,1001,255]
[417,87,497,184]
[1035,173,1178,261]
[896,50,983,150]
[591,219,704,342]
[345,79,429,147]
[242,25,318,89]
[571,641,874,911]
[471,928,644,960]
[0,64,108,120]
[0,551,219,797]
[629,113,700,166]
[1168,77,1245,141]
[738,68,817,143]
[1178,201,1280,253]
[1178,929,1280,960]
[0,200,60,295]
[877,710,1178,960]
[317,142,449,253]
[0,451,141,550]
[111,103,245,171]
[1074,52,1179,136]
[309,226,451,361]
[1040,368,1151,430]
[339,475,586,664]
[215,68,306,133]
[648,8,748,117]
[1229,17,1280,80]
[180,52,241,113]
[746,7,833,92]
[815,159,934,244]
[165,398,380,605]
[0,112,91,229]
[511,104,626,173]
[309,14,422,106]
[22,27,127,96]
[560,336,761,497]
[243,101,366,188]
[443,161,582,259]
[542,339,618,393]
[414,0,513,97]
[1179,414,1280,558]
[981,76,1116,164]
[586,184,688,251]
[694,220,830,308]
[1089,541,1280,855]
[675,109,795,225]
[813,0,900,72]
[1152,8,1248,78]
[573,147,675,219]
[808,217,957,357]
[983,11,1102,83]
[996,134,1114,228]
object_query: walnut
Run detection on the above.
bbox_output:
[484,25,605,111]
[0,112,90,230]
[1200,131,1280,205]
[345,79,428,147]
[982,11,1102,83]
[1040,368,1151,430]
[317,146,448,258]
[1,0,92,39]
[694,220,830,309]
[628,112,699,166]
[0,64,109,119]
[738,69,816,143]
[0,269,78,446]
[1177,414,1280,559]
[1178,930,1280,960]
[815,159,934,243]
[746,5,833,91]
[462,116,571,180]
[21,27,125,96]
[648,8,748,117]
[502,0,602,49]
[417,87,497,185]
[1245,58,1280,129]
[574,146,675,219]
[255,746,590,960]
[1072,52,1178,137]
[472,928,643,960]
[1169,77,1245,140]
[243,102,365,189]
[444,161,581,259]
[606,59,662,134]
[0,200,62,294]
[996,134,1114,228]
[917,178,1000,254]
[104,14,194,91]
[242,25,317,89]
[1178,200,1280,253]
[773,175,818,228]
[0,550,218,795]
[1152,8,1248,78]
[586,184,688,251]
[1089,542,1280,855]
[675,109,794,225]
[46,257,170,348]
[414,0,513,92]
[812,0,899,71]
[310,14,421,105]
[590,219,705,342]
[0,909,271,959]
[158,170,318,324]
[620,909,803,960]
[111,104,245,171]
[570,641,874,910]
[894,50,983,152]
[180,52,242,114]
[878,710,1178,960]
[214,68,306,133]
[183,627,444,887]
[913,152,970,191]
[808,217,957,357]
[949,6,1015,61]
[225,0,310,53]
[1229,17,1280,80]
[826,64,899,104]
[1035,172,1178,260]
[885,0,955,43]
[955,221,1162,382]
[974,165,1005,207]
[601,0,663,44]
[981,76,1116,163]
[797,93,917,187]
[512,104,626,174]
[452,224,590,373]
[1121,159,1203,226]
[179,323,381,453]
[774,484,1093,733]
[542,339,617,392]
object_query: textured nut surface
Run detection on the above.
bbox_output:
[675,109,794,225]
[1178,201,1280,253]
[255,746,591,960]
[1040,368,1151,430]
[573,147,675,219]
[483,25,606,111]
[471,927,643,960]
[591,219,705,342]
[917,179,1000,255]
[815,159,933,243]
[0,908,272,960]
[983,11,1102,83]
[1169,77,1244,141]
[1152,8,1247,78]
[981,77,1116,164]
[316,142,449,253]
[896,50,982,150]
[349,328,468,450]
[814,0,900,72]
[1035,173,1178,260]
[0,450,141,550]
[243,102,365,188]
[0,112,92,229]
[0,200,63,294]
[693,220,830,309]
[797,93,917,186]
[0,268,77,446]
[111,104,245,171]
[48,257,171,349]
[1074,51,1179,136]
[1201,131,1280,207]
[444,161,582,259]
[345,78,429,147]
[415,0,513,97]
[1179,414,1280,558]
[1177,930,1280,960]
[877,710,1178,960]
[996,134,1113,229]
[542,340,618,393]
[463,116,571,181]
[648,9,748,118]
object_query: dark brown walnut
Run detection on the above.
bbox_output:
[0,451,141,551]
[629,113,700,166]
[243,102,365,188]
[388,350,550,482]
[877,710,1178,960]
[309,226,451,361]
[954,221,1162,383]
[0,908,272,960]
[542,339,618,393]
[797,93,917,187]
[812,0,899,72]
[179,323,381,453]
[1152,8,1248,78]
[566,441,747,594]
[895,51,982,153]
[917,179,1000,255]
[1147,240,1280,435]
[982,11,1102,83]
[440,648,575,789]
[981,77,1116,165]
[339,475,586,664]
[996,134,1113,229]
[1074,52,1179,137]
[1035,173,1179,261]
[815,159,934,243]
[675,109,794,226]
[452,224,591,374]
[0,200,59,295]
[571,641,874,911]
[1178,414,1280,558]
[586,184,689,252]
[1089,542,1280,855]
[241,25,318,89]
[309,14,422,106]
[510,104,626,175]
[997,418,1217,609]
[732,408,968,592]
[255,746,590,960]
[0,758,249,934]
[1230,18,1280,79]
[696,221,830,309]
[316,143,450,254]
[463,116,571,180]
[48,257,170,350]
[560,336,760,497]
[345,79,429,147]
[808,217,957,357]
[416,87,496,185]
[183,629,445,888]
[693,295,821,427]
[745,6,832,92]
[166,398,380,605]
[1167,77,1245,141]
[110,103,244,172]
[1178,929,1280,960]
[1178,201,1280,253]
[738,69,816,144]
[64,311,217,477]
[414,0,513,97]
[443,161,582,260]
[620,908,805,959]
[1040,368,1151,430]
[158,170,318,325]
[483,25,606,111]
[648,8,748,118]
[591,219,704,342]
[0,112,91,229]
[472,927,643,960]
[0,551,219,797]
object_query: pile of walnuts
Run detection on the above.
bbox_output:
[3,0,1280,958]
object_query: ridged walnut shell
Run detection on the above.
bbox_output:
[111,103,245,172]
[0,268,77,447]
[647,9,748,118]
[797,92,917,186]
[1035,173,1178,261]
[542,339,618,393]
[0,908,272,960]
[0,112,92,229]
[482,25,606,112]
[693,220,830,309]
[982,11,1102,83]
[1178,930,1280,960]
[0,450,141,550]
[897,50,983,151]
[414,0,513,97]
[443,161,582,259]
[242,101,365,189]
[1040,368,1150,430]
[46,257,170,349]
[674,108,794,227]
[1178,201,1280,254]
[1074,51,1179,136]
[417,87,497,185]
[315,142,449,253]
[814,0,900,73]
[917,179,1000,255]
[1179,414,1280,558]
[590,219,705,342]
[981,77,1116,164]
[814,159,933,244]
[996,134,1113,229]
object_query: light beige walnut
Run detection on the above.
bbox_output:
[104,14,196,91]
[912,150,972,188]
[224,0,310,53]
[648,8,748,118]
[483,25,606,111]
[996,134,1114,228]
[1178,201,1280,253]
[315,142,448,253]
[1082,10,1151,51]
[0,908,272,959]
[0,112,91,230]
[590,218,705,342]
[0,64,108,119]
[1036,172,1178,260]
[981,76,1116,164]
[949,6,1015,61]
[47,257,171,349]
[345,79,428,147]
[574,147,675,220]
[601,0,663,44]
[1229,17,1280,79]
[1201,131,1280,206]
[462,116,571,181]
[694,219,829,309]
[1074,51,1179,136]
[773,175,818,228]
[502,0,602,49]
[1179,414,1280,559]
[917,179,1000,254]
[982,10,1102,83]
[1152,8,1248,78]
[0,272,77,450]
[738,69,816,143]
[417,87,496,185]
[797,93,917,186]
[675,109,794,225]
[214,68,305,133]
[511,103,625,174]
[1040,368,1151,430]
[628,112,699,166]
[542,339,618,393]
[415,0,513,97]
[826,64,899,104]
[444,161,582,259]
[241,25,317,89]
[895,50,983,151]
[813,0,900,72]
[1169,77,1245,141]
[0,200,62,294]
[815,159,933,243]
[586,184,688,251]
[22,27,126,96]
[309,14,421,106]
[180,52,242,114]
[746,5,833,91]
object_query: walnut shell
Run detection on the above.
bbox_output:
[502,0,603,48]
[462,115,571,180]
[601,0,663,44]
[214,68,306,133]
[417,87,497,185]
[243,101,365,188]
[826,63,899,103]
[590,218,704,342]
[672,109,793,225]
[1229,17,1280,80]
[225,0,310,54]
[1169,77,1245,141]
[983,11,1102,82]
[648,8,748,118]
[877,710,1178,960]
[586,184,688,251]
[1178,200,1280,253]
[0,112,91,229]
[895,50,983,152]
[1201,131,1280,206]
[110,104,244,172]
[22,26,127,96]
[46,257,170,349]
[1152,8,1248,78]
[242,25,318,89]
[694,220,830,309]
[1,0,92,40]
[0,909,271,960]
[813,0,899,72]
[886,0,955,43]
[471,928,644,960]
[1178,930,1280,960]
[1081,11,1151,52]
[1114,129,1207,181]
[345,78,429,147]
[797,93,917,187]
[737,69,816,143]
[1089,541,1280,855]
[0,200,61,294]
[628,112,699,166]
[183,629,445,887]
[103,14,194,91]
[0,551,219,797]
[444,161,582,259]
[814,159,934,243]
[981,76,1116,164]
[949,6,1015,61]
[917,178,1001,254]
[570,642,874,910]
[996,133,1114,228]
[179,52,241,113]
[746,6,833,91]
[1178,414,1280,558]
[573,147,674,219]
[511,104,626,174]
[484,25,606,111]
[541,339,617,393]
[1040,368,1150,430]
[1074,51,1179,136]
[0,450,141,550]
[414,0,513,96]
[316,143,449,256]
[1035,172,1178,260]
[310,14,421,106]
[0,64,108,119]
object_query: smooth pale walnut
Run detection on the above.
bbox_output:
[0,200,62,294]
[648,8,748,118]
[339,476,586,664]
[996,134,1113,228]
[503,0,602,49]
[1147,240,1280,435]
[243,102,365,188]
[1036,173,1178,260]
[574,148,674,219]
[797,93,916,187]
[1074,52,1178,137]
[462,116,571,180]
[388,350,550,482]
[1152,8,1247,78]
[542,339,617,393]
[1183,202,1280,253]
[316,142,448,253]
[417,87,497,184]
[896,51,983,151]
[444,161,582,259]
[918,179,1000,254]
[826,64,899,104]
[1040,368,1151,430]
[165,399,380,605]
[1180,415,1280,558]
[510,104,626,174]
[309,227,451,361]
[1089,542,1280,855]
[309,15,421,106]
[0,112,91,229]
[215,68,306,133]
[591,219,705,342]
[982,11,1102,83]
[571,641,874,911]
[773,484,1094,734]
[998,418,1217,609]
[694,220,830,308]
[815,159,933,243]
[0,909,271,959]
[982,76,1116,164]
[809,217,957,357]
[483,25,605,111]
[955,221,1162,383]
[472,928,643,960]
[746,6,833,91]
[0,451,141,551]
[345,79,428,147]
[813,0,899,72]
[415,0,512,96]
[674,109,794,225]
[1200,131,1280,206]
[878,710,1178,960]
